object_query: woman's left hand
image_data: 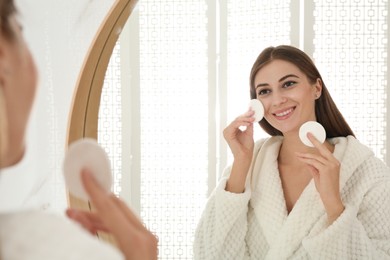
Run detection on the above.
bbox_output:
[295,133,345,224]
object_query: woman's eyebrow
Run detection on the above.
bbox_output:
[279,74,299,82]
[255,83,268,89]
[256,74,300,89]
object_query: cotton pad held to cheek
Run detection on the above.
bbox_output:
[248,99,264,122]
[299,121,326,147]
[63,138,112,201]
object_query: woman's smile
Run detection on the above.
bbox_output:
[272,106,295,120]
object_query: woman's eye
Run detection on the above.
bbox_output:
[257,89,270,96]
[283,81,296,88]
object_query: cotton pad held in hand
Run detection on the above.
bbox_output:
[63,138,112,201]
[299,121,326,147]
[248,99,264,122]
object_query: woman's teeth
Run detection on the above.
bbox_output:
[275,108,293,117]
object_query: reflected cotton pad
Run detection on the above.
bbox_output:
[248,99,264,122]
[63,138,112,201]
[299,121,326,147]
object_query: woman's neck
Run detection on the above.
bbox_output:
[278,133,334,166]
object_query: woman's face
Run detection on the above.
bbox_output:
[0,15,38,168]
[254,59,321,136]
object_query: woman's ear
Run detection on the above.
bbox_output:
[0,36,9,81]
[0,86,9,167]
[314,78,323,99]
[0,38,13,95]
[0,35,10,165]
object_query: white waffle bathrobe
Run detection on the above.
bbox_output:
[194,136,390,259]
[0,211,124,259]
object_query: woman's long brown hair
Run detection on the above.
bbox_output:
[0,0,17,38]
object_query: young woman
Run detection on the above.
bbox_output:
[0,0,157,259]
[194,45,390,259]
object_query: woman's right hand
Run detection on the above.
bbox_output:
[223,109,256,160]
[223,109,256,193]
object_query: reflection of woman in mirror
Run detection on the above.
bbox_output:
[194,45,390,259]
[0,1,157,259]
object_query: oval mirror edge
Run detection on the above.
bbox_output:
[65,0,138,238]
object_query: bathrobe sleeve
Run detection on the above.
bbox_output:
[0,211,124,260]
[303,181,390,259]
[193,166,252,260]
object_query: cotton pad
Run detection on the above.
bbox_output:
[248,99,264,122]
[299,121,326,147]
[63,138,112,201]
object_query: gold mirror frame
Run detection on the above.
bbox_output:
[66,0,137,235]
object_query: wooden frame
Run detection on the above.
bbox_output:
[65,0,137,242]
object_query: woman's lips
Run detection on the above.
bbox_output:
[273,107,295,119]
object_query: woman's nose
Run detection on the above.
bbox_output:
[272,91,287,106]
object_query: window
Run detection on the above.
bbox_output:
[98,1,388,259]
[312,0,388,160]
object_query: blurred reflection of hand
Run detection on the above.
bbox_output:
[66,170,158,260]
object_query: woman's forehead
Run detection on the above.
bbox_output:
[255,60,303,83]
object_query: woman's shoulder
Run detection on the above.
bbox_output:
[0,210,124,260]
[332,136,390,185]
[254,136,283,153]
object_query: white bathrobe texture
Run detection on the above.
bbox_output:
[194,136,390,259]
[0,211,124,260]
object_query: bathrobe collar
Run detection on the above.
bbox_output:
[247,135,373,259]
